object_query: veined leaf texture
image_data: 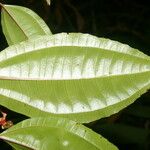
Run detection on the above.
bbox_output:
[0,117,118,150]
[1,4,52,45]
[0,33,150,123]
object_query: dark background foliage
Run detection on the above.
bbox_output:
[0,0,150,150]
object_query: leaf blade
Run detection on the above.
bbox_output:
[1,4,52,45]
[0,33,150,123]
[0,117,118,150]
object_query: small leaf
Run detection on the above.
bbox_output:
[0,33,150,123]
[0,4,52,45]
[0,117,118,150]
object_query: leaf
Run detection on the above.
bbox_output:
[46,0,51,5]
[0,3,52,45]
[0,117,118,150]
[0,33,150,123]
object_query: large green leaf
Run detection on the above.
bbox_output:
[0,117,118,150]
[0,3,52,45]
[0,33,150,123]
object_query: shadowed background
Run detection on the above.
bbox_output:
[0,0,150,150]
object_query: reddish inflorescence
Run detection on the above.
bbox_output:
[0,112,13,129]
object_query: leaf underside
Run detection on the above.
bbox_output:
[0,117,118,150]
[0,33,150,123]
[1,4,52,45]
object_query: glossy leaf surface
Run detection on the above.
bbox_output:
[0,117,118,150]
[0,4,52,45]
[0,33,150,123]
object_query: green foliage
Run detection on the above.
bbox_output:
[0,3,149,150]
[0,33,150,123]
[0,4,52,45]
[0,117,117,150]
